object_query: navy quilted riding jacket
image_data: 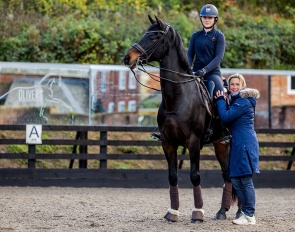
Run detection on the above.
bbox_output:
[187,28,225,74]
[216,88,260,178]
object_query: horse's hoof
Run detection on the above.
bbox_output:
[164,209,179,222]
[191,219,203,224]
[235,209,242,219]
[191,208,204,222]
[215,212,226,220]
[215,208,227,220]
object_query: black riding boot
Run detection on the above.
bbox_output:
[203,117,231,144]
[150,127,161,141]
[220,126,232,144]
[203,117,215,143]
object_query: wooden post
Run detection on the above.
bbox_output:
[79,131,88,169]
[287,147,295,170]
[100,131,107,169]
[69,131,81,168]
[28,144,36,168]
[268,75,272,128]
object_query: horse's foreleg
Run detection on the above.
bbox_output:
[163,145,179,222]
[164,185,180,222]
[189,142,204,223]
[192,185,204,223]
[169,185,179,210]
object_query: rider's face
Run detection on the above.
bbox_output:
[201,16,214,28]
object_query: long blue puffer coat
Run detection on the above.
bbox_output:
[216,88,260,178]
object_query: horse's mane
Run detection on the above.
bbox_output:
[171,27,191,73]
[147,18,191,74]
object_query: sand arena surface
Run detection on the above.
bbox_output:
[0,187,294,232]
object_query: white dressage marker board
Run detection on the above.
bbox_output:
[26,124,42,144]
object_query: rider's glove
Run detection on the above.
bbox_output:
[194,68,207,77]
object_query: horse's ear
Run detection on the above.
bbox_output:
[154,15,165,30]
[148,15,156,24]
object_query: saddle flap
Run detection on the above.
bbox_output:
[195,79,214,117]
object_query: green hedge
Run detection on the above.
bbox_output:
[0,1,294,70]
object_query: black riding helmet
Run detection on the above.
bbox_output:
[199,4,218,28]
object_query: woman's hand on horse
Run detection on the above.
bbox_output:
[215,90,224,99]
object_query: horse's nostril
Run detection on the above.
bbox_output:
[123,54,130,65]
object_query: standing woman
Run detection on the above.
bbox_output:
[215,73,260,225]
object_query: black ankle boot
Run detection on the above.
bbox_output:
[151,132,161,141]
[150,127,161,141]
[220,135,232,144]
[203,128,213,143]
[220,128,231,144]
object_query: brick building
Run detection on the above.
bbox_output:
[221,69,295,129]
[138,68,295,129]
[0,62,294,128]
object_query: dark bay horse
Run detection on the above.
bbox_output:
[124,15,236,222]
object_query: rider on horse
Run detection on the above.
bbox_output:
[187,4,226,142]
[152,4,229,143]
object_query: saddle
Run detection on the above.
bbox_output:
[195,77,232,145]
[195,77,215,118]
[195,77,223,144]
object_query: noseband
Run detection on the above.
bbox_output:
[132,23,170,64]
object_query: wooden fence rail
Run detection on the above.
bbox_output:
[0,125,294,188]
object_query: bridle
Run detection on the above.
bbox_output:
[129,23,197,91]
[132,22,170,65]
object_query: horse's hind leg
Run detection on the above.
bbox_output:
[213,142,235,220]
[215,181,232,219]
[162,144,179,222]
[235,198,243,219]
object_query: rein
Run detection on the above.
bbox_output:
[130,63,198,92]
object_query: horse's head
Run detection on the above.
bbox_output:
[123,15,170,69]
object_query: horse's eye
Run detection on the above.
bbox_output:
[149,35,158,42]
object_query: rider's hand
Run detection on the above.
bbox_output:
[194,68,207,77]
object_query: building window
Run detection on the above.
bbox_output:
[118,101,125,112]
[119,71,126,90]
[287,75,295,94]
[101,71,107,92]
[128,71,136,89]
[128,100,137,112]
[108,102,114,113]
